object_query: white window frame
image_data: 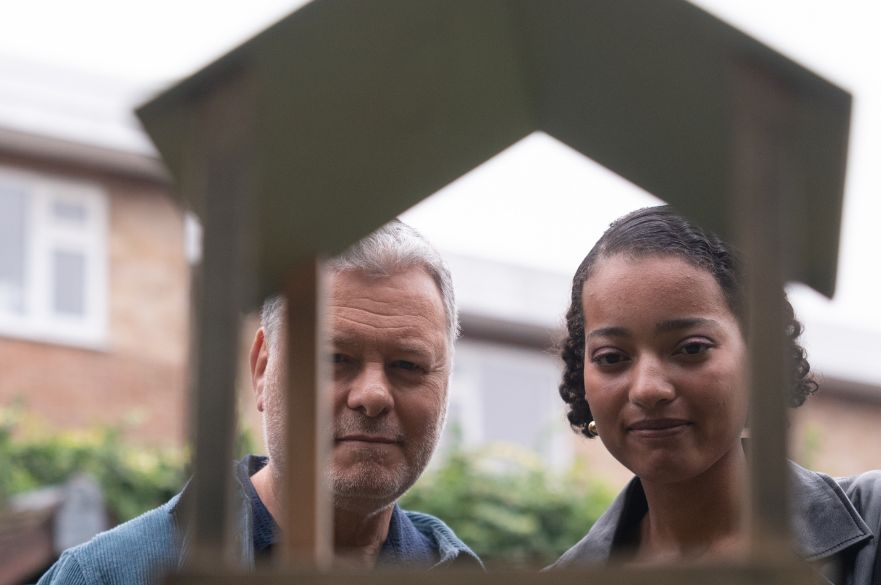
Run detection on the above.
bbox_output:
[0,165,108,348]
[448,338,574,467]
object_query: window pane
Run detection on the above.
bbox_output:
[52,200,88,223]
[0,185,28,314]
[53,250,86,316]
[480,360,557,451]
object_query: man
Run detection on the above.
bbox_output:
[39,221,481,584]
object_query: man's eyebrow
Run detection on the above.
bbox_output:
[329,335,360,348]
[330,335,435,356]
[655,317,716,334]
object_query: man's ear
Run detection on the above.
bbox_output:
[250,328,269,413]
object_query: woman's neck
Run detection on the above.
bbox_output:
[637,444,747,562]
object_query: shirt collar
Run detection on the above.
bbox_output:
[236,455,278,554]
[378,504,437,567]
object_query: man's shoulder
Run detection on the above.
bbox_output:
[38,494,182,585]
[400,509,483,569]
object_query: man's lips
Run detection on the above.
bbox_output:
[627,418,692,436]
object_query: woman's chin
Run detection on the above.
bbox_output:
[626,455,704,486]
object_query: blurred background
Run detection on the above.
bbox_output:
[1,0,880,580]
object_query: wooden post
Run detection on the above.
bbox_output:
[280,259,333,568]
[731,60,797,559]
[182,68,256,567]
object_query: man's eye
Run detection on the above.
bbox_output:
[390,360,421,372]
[331,353,351,364]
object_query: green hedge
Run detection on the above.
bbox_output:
[401,439,615,568]
[0,404,186,523]
[2,406,613,566]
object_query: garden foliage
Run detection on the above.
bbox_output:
[401,437,614,568]
[2,406,614,566]
[0,404,185,523]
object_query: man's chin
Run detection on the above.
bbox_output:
[331,471,413,511]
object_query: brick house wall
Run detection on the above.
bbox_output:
[0,150,190,446]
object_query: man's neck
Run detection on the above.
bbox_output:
[250,463,394,569]
[332,505,394,569]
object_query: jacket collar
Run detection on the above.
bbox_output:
[549,477,642,568]
[550,462,874,569]
[789,462,873,561]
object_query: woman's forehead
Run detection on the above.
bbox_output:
[582,254,732,320]
[588,253,710,284]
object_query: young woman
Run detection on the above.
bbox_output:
[549,206,881,584]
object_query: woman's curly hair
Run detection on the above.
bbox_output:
[560,205,819,438]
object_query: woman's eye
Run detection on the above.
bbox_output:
[676,341,712,356]
[591,352,628,367]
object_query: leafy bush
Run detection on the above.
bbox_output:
[0,404,186,523]
[2,405,614,567]
[400,438,615,568]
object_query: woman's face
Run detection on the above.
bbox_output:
[581,253,748,485]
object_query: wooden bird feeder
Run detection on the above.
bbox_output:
[137,0,851,582]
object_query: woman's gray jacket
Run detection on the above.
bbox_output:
[550,463,881,584]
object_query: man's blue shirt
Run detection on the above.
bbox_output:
[37,455,482,584]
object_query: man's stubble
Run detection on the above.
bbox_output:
[261,355,447,512]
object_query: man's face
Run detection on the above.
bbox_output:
[260,267,450,513]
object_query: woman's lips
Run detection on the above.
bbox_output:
[627,418,692,437]
[335,434,399,444]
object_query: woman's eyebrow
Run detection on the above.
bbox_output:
[654,317,716,334]
[587,326,630,340]
[586,319,717,340]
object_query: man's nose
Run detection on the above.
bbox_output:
[629,356,676,410]
[346,363,394,417]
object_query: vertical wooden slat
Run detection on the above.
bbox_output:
[279,259,333,568]
[182,69,256,566]
[731,61,797,559]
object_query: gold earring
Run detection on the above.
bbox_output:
[587,420,598,437]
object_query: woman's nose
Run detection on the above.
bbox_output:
[629,357,676,410]
[345,363,394,417]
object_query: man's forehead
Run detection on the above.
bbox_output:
[330,330,438,353]
[327,267,446,338]
[329,268,442,310]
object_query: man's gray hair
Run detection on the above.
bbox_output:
[261,220,458,351]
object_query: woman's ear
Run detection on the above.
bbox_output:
[250,328,269,413]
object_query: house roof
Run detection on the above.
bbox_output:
[137,0,851,302]
[0,55,166,181]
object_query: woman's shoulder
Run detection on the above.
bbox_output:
[545,524,612,570]
[834,469,881,490]
[834,469,881,518]
[792,463,881,522]
[546,476,645,570]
